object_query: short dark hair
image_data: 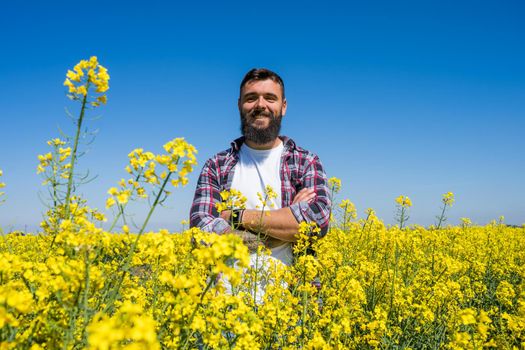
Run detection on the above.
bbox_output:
[240,68,285,98]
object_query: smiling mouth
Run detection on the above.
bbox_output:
[251,111,272,119]
[252,118,268,124]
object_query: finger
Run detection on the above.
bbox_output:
[297,188,314,195]
[293,189,312,200]
[293,191,316,204]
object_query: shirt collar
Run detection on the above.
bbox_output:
[230,136,296,153]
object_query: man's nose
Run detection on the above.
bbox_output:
[254,96,268,109]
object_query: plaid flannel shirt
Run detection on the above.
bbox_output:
[189,136,331,237]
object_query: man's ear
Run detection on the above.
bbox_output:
[282,98,288,116]
[238,98,241,112]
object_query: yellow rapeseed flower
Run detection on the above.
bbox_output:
[116,191,130,205]
[66,70,80,82]
[442,192,455,206]
[458,308,476,325]
[460,217,472,227]
[76,85,87,96]
[339,199,357,219]
[107,187,118,196]
[328,176,342,194]
[0,169,4,201]
[395,195,412,207]
[65,56,109,105]
[47,138,66,147]
[256,185,278,209]
[96,95,107,104]
[216,188,247,213]
[105,197,116,209]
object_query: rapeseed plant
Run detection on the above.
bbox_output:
[395,195,412,229]
[36,57,110,244]
[62,56,109,219]
[0,169,5,204]
[436,191,455,229]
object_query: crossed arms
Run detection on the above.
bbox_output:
[189,155,331,242]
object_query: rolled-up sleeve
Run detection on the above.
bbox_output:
[288,156,331,237]
[189,158,230,233]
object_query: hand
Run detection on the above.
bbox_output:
[292,188,316,205]
[231,230,265,253]
[220,210,231,221]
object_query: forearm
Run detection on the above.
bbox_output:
[240,208,300,242]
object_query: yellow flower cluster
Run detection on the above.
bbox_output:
[160,138,198,188]
[106,138,197,210]
[40,196,106,235]
[293,221,321,255]
[442,191,455,206]
[395,195,412,207]
[256,185,278,210]
[215,188,247,213]
[328,176,342,194]
[0,169,5,203]
[36,138,71,180]
[460,217,472,227]
[63,56,109,106]
[1,217,525,348]
[339,199,357,222]
[87,301,159,350]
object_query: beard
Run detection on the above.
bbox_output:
[240,109,282,145]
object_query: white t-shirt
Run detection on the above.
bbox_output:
[231,141,294,266]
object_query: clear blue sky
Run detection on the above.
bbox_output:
[1,0,524,232]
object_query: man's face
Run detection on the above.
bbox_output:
[238,79,287,145]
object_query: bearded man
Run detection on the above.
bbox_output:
[189,68,331,266]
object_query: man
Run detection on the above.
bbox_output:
[189,68,331,266]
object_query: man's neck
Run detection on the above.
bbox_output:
[244,137,282,150]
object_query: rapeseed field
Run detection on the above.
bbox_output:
[1,57,524,349]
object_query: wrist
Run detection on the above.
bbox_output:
[231,209,245,230]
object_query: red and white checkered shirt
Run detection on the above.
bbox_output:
[189,136,332,236]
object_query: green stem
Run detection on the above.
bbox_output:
[253,197,268,306]
[108,173,141,232]
[436,204,447,229]
[328,187,335,226]
[343,203,348,230]
[51,150,59,209]
[64,88,89,219]
[138,172,172,235]
[102,172,173,312]
[108,204,125,232]
[300,263,308,347]
[399,207,406,229]
[362,211,372,232]
[182,276,215,349]
[81,247,91,345]
[389,241,399,318]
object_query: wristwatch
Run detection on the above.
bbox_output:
[231,209,245,230]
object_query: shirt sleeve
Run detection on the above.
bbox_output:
[288,155,332,237]
[189,158,230,234]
